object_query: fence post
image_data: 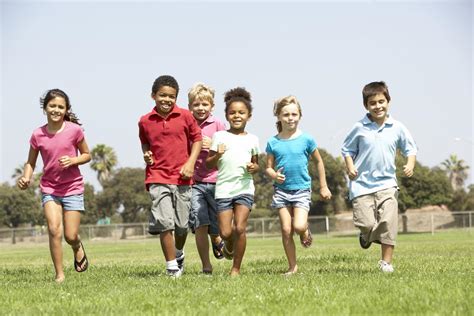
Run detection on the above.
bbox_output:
[261,218,265,239]
[325,216,329,237]
[469,211,472,231]
[431,214,435,235]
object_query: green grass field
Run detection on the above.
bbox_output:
[1,231,473,315]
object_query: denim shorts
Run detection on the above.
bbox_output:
[216,194,254,212]
[41,193,85,211]
[271,187,311,211]
[189,182,219,235]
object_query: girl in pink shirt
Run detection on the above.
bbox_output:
[18,89,91,283]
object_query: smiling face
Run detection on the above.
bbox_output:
[365,93,389,125]
[278,103,301,132]
[226,101,251,133]
[45,97,67,124]
[189,98,214,124]
[152,85,177,117]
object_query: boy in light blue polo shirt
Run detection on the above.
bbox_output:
[341,81,417,273]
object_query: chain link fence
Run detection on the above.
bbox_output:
[1,211,472,245]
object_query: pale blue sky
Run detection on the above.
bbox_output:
[1,1,472,190]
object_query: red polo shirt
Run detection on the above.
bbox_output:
[138,105,202,187]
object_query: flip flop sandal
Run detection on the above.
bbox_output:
[300,227,313,248]
[74,241,89,273]
[212,241,225,260]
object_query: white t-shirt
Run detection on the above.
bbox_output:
[210,131,260,198]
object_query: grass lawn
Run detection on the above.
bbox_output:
[1,231,472,315]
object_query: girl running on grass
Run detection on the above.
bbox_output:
[206,87,260,276]
[17,89,91,283]
[265,95,332,276]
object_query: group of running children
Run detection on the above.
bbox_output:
[17,75,417,282]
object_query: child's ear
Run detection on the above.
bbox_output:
[151,92,156,100]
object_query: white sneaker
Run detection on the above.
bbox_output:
[166,268,182,278]
[378,260,394,273]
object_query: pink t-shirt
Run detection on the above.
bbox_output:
[193,115,226,183]
[30,121,85,196]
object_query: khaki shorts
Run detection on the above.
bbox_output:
[148,184,191,236]
[352,187,399,246]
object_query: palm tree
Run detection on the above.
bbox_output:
[441,154,469,191]
[90,144,118,186]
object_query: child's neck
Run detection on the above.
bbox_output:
[47,120,65,134]
[228,127,247,136]
[278,128,301,140]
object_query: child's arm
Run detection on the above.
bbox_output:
[344,155,358,180]
[58,138,91,169]
[247,154,260,174]
[311,149,332,200]
[206,143,226,169]
[180,140,203,179]
[141,143,154,165]
[17,146,39,190]
[265,154,285,183]
[403,155,416,177]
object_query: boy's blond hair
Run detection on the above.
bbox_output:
[273,95,302,132]
[188,83,215,106]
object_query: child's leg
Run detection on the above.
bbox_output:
[231,204,250,276]
[293,207,309,239]
[195,225,212,271]
[218,209,234,246]
[381,244,394,263]
[63,210,87,271]
[160,230,176,261]
[44,201,65,281]
[352,194,376,242]
[279,207,297,273]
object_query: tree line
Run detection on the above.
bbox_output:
[1,145,472,228]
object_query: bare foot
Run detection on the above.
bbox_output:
[230,269,240,277]
[55,275,65,283]
[283,265,298,276]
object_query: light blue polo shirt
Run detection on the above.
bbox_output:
[341,115,417,200]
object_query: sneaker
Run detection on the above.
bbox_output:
[166,268,182,278]
[222,242,234,260]
[212,241,225,260]
[300,227,313,248]
[359,233,372,249]
[176,252,185,273]
[378,260,394,273]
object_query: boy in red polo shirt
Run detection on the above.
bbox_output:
[138,75,202,277]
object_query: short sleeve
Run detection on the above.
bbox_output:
[29,133,38,150]
[187,112,203,143]
[138,118,149,145]
[307,135,317,155]
[251,135,260,156]
[341,124,359,158]
[210,132,220,152]
[265,139,273,155]
[398,123,417,157]
[74,125,85,145]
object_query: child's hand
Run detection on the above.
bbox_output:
[403,164,414,177]
[319,186,332,200]
[180,162,195,180]
[274,167,286,184]
[246,162,258,174]
[216,143,226,156]
[143,151,154,165]
[202,136,212,150]
[59,156,75,169]
[17,176,30,190]
[347,167,358,180]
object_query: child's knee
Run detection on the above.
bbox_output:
[48,226,62,239]
[293,223,307,235]
[233,224,246,236]
[220,228,232,240]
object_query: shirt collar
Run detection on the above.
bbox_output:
[199,114,216,127]
[149,104,181,119]
[362,113,394,126]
